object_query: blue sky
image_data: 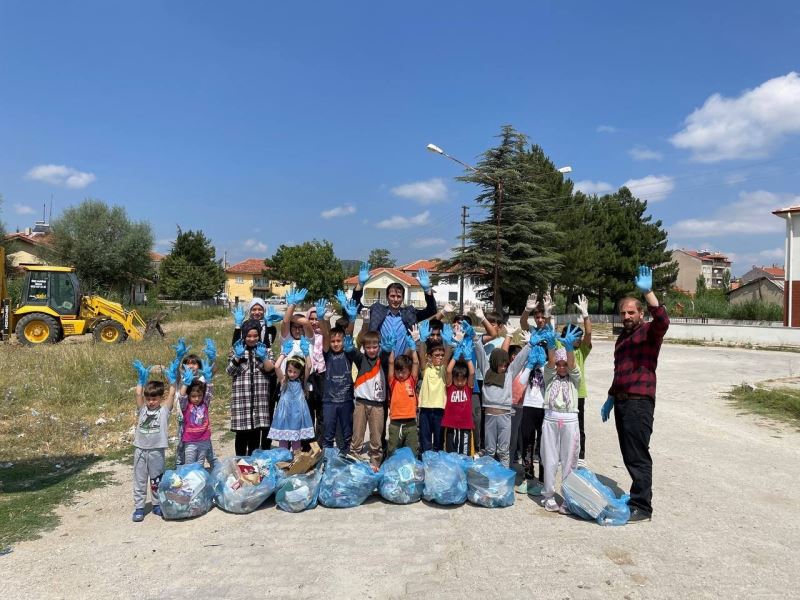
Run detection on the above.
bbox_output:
[1,1,799,275]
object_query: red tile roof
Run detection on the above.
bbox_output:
[761,266,785,278]
[3,232,54,247]
[344,267,421,287]
[677,249,731,264]
[398,259,440,272]
[150,251,165,260]
[226,258,270,275]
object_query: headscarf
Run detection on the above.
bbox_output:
[247,297,266,317]
[484,348,509,388]
[241,319,262,344]
[554,348,568,363]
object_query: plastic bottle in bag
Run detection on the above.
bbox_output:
[466,455,515,508]
[157,463,215,520]
[319,453,380,508]
[275,465,323,513]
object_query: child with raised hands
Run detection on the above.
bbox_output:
[386,335,420,457]
[131,360,175,522]
[270,336,315,453]
[540,324,583,513]
[512,340,548,491]
[226,319,275,456]
[172,338,218,466]
[443,336,476,456]
[279,287,315,363]
[176,359,217,467]
[414,322,450,453]
[473,324,531,467]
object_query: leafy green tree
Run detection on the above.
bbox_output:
[695,274,707,296]
[367,248,396,269]
[721,269,731,293]
[159,228,226,300]
[442,125,563,312]
[51,199,153,299]
[340,259,361,278]
[267,240,344,299]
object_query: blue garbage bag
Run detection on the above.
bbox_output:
[212,456,279,514]
[319,453,380,508]
[561,467,630,526]
[422,451,468,505]
[275,465,323,513]
[466,456,515,508]
[251,448,293,484]
[157,463,214,520]
[378,447,425,504]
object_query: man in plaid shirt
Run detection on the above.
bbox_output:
[601,265,669,523]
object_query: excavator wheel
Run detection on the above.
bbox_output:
[93,319,128,343]
[16,313,61,346]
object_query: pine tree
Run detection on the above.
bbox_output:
[159,228,226,300]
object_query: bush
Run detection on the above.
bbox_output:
[728,300,783,322]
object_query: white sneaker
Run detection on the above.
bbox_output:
[543,497,560,512]
[577,459,587,469]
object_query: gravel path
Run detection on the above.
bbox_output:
[4,341,800,599]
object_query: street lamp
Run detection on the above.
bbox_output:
[428,142,572,313]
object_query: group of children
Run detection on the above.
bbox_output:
[131,263,594,520]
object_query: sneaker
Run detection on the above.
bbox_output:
[526,480,543,496]
[151,505,163,518]
[514,481,528,494]
[577,458,587,469]
[627,507,652,523]
[543,497,560,512]
[558,504,571,515]
[132,509,145,522]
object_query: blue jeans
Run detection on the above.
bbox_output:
[419,407,444,453]
[323,400,354,454]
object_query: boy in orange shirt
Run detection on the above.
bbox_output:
[386,344,420,457]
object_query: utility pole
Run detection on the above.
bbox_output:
[459,205,468,314]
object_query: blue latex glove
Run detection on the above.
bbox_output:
[558,324,583,352]
[635,265,653,294]
[418,320,431,343]
[441,324,455,347]
[300,336,311,356]
[335,290,349,310]
[265,305,283,325]
[380,333,395,354]
[165,358,180,385]
[526,345,546,369]
[461,321,475,340]
[315,298,329,320]
[359,261,371,286]
[133,360,150,386]
[417,268,431,293]
[172,337,190,361]
[203,338,217,364]
[255,342,268,361]
[529,330,545,347]
[601,396,615,422]
[200,363,214,383]
[405,331,416,350]
[182,367,195,387]
[342,298,358,321]
[344,335,355,352]
[232,306,245,327]
[281,338,294,356]
[233,339,246,359]
[453,344,463,361]
[294,288,308,304]
[462,336,474,360]
[542,326,557,350]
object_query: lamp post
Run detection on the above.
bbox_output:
[427,142,572,313]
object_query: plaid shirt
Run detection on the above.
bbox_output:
[609,304,669,400]
[226,350,273,431]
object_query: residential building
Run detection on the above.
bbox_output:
[2,230,57,270]
[739,265,784,285]
[395,259,484,306]
[343,267,427,307]
[727,277,783,307]
[225,258,293,304]
[672,249,732,293]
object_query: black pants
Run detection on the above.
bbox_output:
[305,371,326,451]
[445,428,474,455]
[578,397,586,459]
[508,404,524,465]
[520,406,544,481]
[419,408,444,452]
[614,395,655,515]
[235,428,267,456]
[323,401,354,454]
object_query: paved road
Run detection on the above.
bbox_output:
[4,341,800,599]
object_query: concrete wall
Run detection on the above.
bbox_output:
[665,322,800,346]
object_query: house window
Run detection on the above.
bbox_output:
[449,291,458,301]
[235,276,244,284]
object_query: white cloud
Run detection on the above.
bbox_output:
[670,190,791,238]
[25,164,96,188]
[596,125,618,134]
[376,210,431,230]
[244,239,268,253]
[724,172,748,186]
[390,178,448,204]
[13,203,36,215]
[320,204,356,219]
[574,180,614,195]
[629,147,663,161]
[411,237,447,248]
[670,72,800,162]
[622,174,674,202]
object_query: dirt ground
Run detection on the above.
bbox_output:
[3,341,800,599]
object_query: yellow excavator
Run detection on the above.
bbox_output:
[1,248,146,346]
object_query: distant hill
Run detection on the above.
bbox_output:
[340,259,360,277]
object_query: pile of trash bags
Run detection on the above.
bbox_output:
[421,451,469,505]
[466,456,516,508]
[561,467,630,526]
[157,463,215,520]
[378,447,425,504]
[319,449,381,508]
[275,466,323,513]
[212,455,280,514]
